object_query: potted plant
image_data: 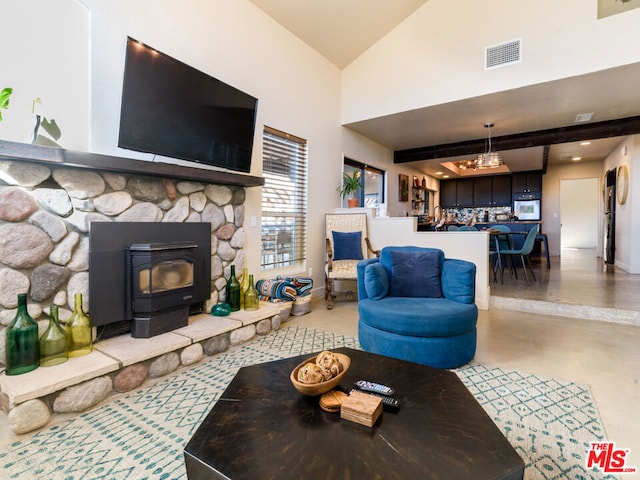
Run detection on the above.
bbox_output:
[339,171,361,207]
[0,87,13,121]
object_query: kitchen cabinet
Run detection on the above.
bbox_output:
[512,172,542,195]
[440,181,457,207]
[491,175,512,205]
[441,173,538,207]
[456,179,474,206]
[473,177,493,205]
[440,179,474,207]
[471,176,512,206]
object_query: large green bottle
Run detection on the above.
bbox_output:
[39,305,68,367]
[244,274,259,311]
[5,293,39,375]
[226,265,241,312]
[66,293,93,357]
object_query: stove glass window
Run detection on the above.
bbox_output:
[138,260,194,294]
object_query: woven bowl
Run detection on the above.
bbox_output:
[289,353,351,396]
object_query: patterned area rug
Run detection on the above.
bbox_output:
[0,326,615,480]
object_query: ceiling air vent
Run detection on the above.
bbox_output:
[485,38,522,70]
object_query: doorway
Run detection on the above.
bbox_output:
[559,177,599,252]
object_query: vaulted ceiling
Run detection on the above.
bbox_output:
[249,0,640,178]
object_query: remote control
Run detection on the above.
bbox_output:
[354,380,395,396]
[349,389,400,412]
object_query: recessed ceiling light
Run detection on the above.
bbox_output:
[580,141,591,146]
[575,113,594,123]
[572,156,582,161]
[435,171,443,175]
[442,175,450,179]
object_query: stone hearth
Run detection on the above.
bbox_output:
[0,302,284,434]
[0,142,255,361]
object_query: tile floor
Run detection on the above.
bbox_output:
[288,248,640,472]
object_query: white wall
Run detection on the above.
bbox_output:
[3,0,344,288]
[83,0,346,284]
[630,137,640,273]
[342,0,640,124]
[560,178,599,249]
[342,128,440,218]
[0,0,90,150]
[542,160,605,257]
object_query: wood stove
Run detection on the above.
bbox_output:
[126,242,197,338]
[89,222,211,340]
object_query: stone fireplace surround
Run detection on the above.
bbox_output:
[0,140,284,435]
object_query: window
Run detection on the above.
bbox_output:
[261,127,308,270]
[343,159,385,209]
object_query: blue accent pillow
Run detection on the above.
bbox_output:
[389,250,442,298]
[441,259,476,304]
[332,231,363,261]
[364,262,389,300]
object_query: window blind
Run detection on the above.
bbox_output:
[261,126,308,270]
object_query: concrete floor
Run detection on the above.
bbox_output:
[288,248,640,472]
[2,247,637,473]
[491,247,640,313]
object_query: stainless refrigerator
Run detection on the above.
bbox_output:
[603,168,616,264]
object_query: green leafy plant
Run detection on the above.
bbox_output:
[0,87,13,121]
[338,170,361,199]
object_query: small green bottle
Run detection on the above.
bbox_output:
[5,293,39,375]
[226,265,241,312]
[66,293,93,358]
[239,267,249,309]
[39,305,68,367]
[244,274,259,311]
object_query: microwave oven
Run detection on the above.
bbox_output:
[513,199,540,220]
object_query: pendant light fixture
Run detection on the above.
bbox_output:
[475,122,503,168]
[453,122,504,170]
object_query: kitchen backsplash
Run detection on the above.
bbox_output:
[441,206,513,224]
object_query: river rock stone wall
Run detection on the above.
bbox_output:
[0,159,246,367]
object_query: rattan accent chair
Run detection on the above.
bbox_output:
[324,213,379,309]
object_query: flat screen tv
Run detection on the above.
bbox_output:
[118,37,258,173]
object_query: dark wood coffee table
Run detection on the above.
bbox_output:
[184,347,524,479]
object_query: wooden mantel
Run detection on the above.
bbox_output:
[0,140,265,187]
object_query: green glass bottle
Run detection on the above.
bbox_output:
[239,267,249,309]
[39,305,68,367]
[5,293,39,375]
[244,274,259,311]
[66,293,93,358]
[226,265,241,312]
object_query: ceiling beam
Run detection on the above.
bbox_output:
[394,115,640,164]
[541,145,550,174]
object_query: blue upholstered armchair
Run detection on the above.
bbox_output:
[357,246,478,369]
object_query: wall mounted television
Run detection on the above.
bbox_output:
[118,37,258,173]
